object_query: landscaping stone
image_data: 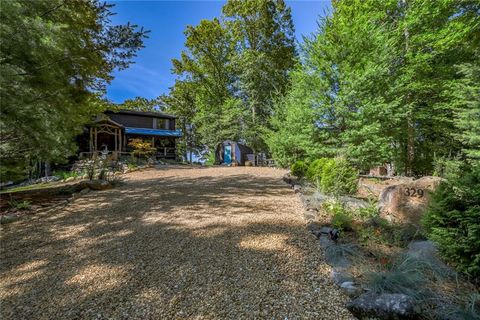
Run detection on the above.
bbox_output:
[79,188,90,195]
[340,281,362,297]
[35,176,60,184]
[378,176,443,225]
[0,215,19,224]
[347,293,418,319]
[332,268,354,285]
[282,173,295,185]
[77,180,113,191]
[293,184,302,193]
[407,240,438,259]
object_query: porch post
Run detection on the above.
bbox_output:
[89,127,93,153]
[119,130,122,152]
[114,128,118,152]
[94,127,97,151]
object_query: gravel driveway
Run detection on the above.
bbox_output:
[1,166,354,319]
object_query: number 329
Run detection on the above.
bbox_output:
[405,188,424,198]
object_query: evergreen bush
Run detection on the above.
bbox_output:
[306,158,330,182]
[422,163,480,278]
[291,160,308,178]
[319,158,358,195]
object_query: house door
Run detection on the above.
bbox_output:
[224,145,232,164]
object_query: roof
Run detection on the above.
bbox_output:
[92,116,124,127]
[105,109,177,119]
[125,127,183,137]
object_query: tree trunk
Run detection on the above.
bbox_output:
[402,0,414,176]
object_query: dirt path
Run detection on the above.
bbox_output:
[1,166,354,319]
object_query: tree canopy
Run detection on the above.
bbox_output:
[163,0,296,157]
[0,0,147,176]
[267,0,480,174]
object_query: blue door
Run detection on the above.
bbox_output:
[224,145,232,164]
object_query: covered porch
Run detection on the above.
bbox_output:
[79,118,182,160]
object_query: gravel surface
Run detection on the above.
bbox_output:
[1,166,355,319]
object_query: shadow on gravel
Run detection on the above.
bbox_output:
[0,169,346,319]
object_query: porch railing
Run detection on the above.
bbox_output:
[79,148,177,160]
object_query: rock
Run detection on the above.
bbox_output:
[293,184,302,193]
[79,188,90,195]
[35,176,60,184]
[340,195,369,211]
[340,281,362,297]
[331,268,354,285]
[283,173,299,186]
[319,234,334,248]
[378,176,443,225]
[347,293,418,319]
[0,215,19,224]
[65,177,75,182]
[407,240,438,259]
[77,180,113,191]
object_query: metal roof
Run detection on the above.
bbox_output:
[125,127,183,137]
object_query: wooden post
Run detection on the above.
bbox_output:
[119,131,122,152]
[89,127,93,153]
[94,127,97,152]
[114,128,118,152]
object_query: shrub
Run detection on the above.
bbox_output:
[291,160,308,178]
[53,170,78,180]
[128,138,156,160]
[323,200,354,231]
[319,158,358,195]
[422,163,480,278]
[9,199,31,210]
[306,158,329,182]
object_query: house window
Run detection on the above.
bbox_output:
[155,118,169,129]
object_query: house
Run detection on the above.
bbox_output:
[77,110,182,160]
[215,140,254,166]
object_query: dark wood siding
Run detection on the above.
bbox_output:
[108,114,153,128]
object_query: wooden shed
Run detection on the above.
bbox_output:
[215,140,254,166]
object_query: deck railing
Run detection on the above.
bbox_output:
[79,148,177,160]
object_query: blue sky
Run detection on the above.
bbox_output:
[106,0,331,103]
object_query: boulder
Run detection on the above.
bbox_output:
[65,177,75,182]
[340,281,362,297]
[0,215,19,224]
[293,184,302,193]
[347,293,418,319]
[77,180,113,191]
[282,173,294,185]
[378,176,443,225]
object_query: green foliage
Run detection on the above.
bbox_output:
[331,211,354,232]
[167,0,296,153]
[9,199,31,210]
[357,200,379,219]
[290,160,307,178]
[0,0,147,167]
[318,158,358,196]
[53,170,78,180]
[306,158,329,182]
[267,0,480,175]
[422,162,480,278]
[323,200,354,231]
